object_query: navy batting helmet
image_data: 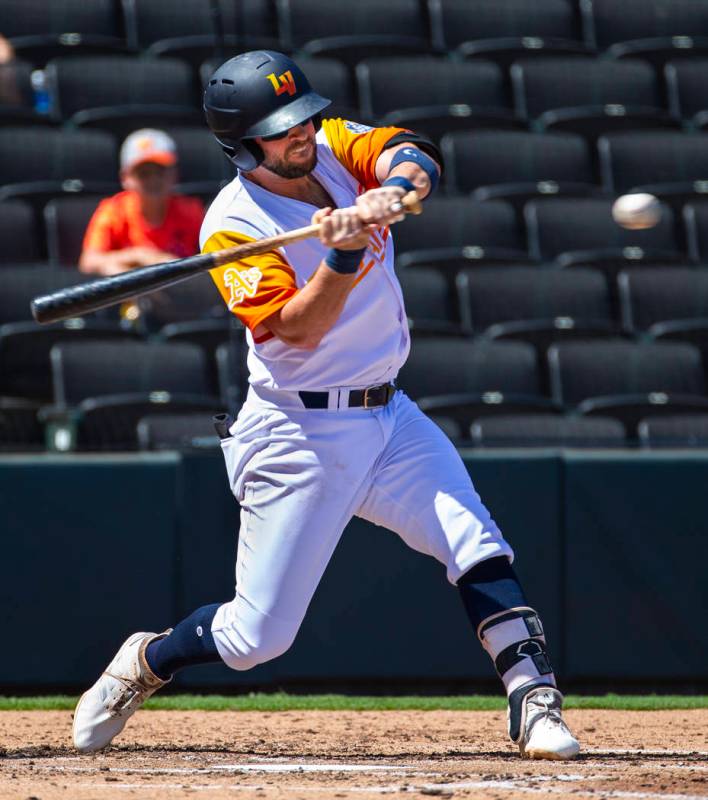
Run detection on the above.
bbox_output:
[204,51,331,171]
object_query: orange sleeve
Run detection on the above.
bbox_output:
[204,230,298,337]
[82,198,119,253]
[321,118,410,190]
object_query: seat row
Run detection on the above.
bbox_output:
[3,126,708,218]
[3,0,708,68]
[4,336,708,451]
[7,53,708,142]
[5,193,708,273]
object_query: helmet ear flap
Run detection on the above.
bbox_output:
[312,113,322,132]
[216,136,263,172]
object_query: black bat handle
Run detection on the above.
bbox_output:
[31,252,216,325]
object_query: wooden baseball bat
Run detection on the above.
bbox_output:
[31,191,423,325]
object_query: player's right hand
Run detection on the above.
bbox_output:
[312,207,376,251]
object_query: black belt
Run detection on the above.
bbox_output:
[298,382,396,410]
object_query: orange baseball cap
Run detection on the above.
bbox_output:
[120,129,177,171]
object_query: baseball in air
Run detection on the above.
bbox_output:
[611,193,661,230]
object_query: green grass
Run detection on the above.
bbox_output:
[0,693,706,712]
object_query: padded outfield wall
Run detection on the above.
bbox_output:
[0,450,705,692]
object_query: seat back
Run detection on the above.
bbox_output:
[619,268,708,330]
[51,341,211,405]
[549,340,706,405]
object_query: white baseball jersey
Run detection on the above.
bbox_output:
[200,118,411,392]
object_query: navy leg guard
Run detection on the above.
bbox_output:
[457,556,528,629]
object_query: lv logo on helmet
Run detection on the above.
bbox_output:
[266,70,297,96]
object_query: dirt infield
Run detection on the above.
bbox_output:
[0,709,706,799]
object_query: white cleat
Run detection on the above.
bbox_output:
[73,631,171,753]
[510,684,580,760]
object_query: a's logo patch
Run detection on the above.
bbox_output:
[267,70,297,96]
[344,120,373,134]
[224,267,262,309]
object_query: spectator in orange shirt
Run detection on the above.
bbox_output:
[80,129,204,276]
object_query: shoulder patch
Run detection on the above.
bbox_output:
[344,120,374,134]
[224,266,263,309]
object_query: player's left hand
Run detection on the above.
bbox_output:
[355,186,406,227]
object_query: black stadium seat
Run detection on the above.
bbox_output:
[215,340,249,411]
[442,131,598,205]
[0,266,82,325]
[0,200,42,264]
[0,59,51,126]
[394,197,530,271]
[44,56,201,136]
[684,203,708,264]
[525,198,682,275]
[429,0,588,64]
[398,268,463,335]
[137,413,221,451]
[0,321,139,402]
[582,0,708,65]
[122,0,278,65]
[397,337,558,429]
[599,133,708,206]
[471,414,626,447]
[638,414,708,448]
[0,128,118,208]
[665,60,708,131]
[356,58,518,141]
[0,0,127,64]
[548,340,708,434]
[166,127,234,198]
[511,57,676,139]
[458,266,613,332]
[43,196,104,266]
[618,268,708,332]
[49,341,222,450]
[277,0,433,67]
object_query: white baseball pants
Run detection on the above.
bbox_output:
[211,389,513,671]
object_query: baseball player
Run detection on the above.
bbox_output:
[73,51,579,761]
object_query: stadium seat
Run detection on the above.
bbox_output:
[398,268,464,335]
[356,58,518,141]
[684,203,708,263]
[459,267,611,330]
[159,318,236,396]
[0,266,82,325]
[0,397,44,451]
[581,0,708,65]
[665,60,708,130]
[0,0,127,64]
[133,274,226,332]
[526,198,683,276]
[638,414,708,447]
[548,340,708,434]
[470,413,626,447]
[442,131,598,204]
[0,320,139,402]
[397,337,558,430]
[599,133,708,205]
[167,126,234,197]
[215,340,250,411]
[49,341,222,450]
[618,268,708,331]
[0,200,42,264]
[137,413,221,450]
[44,56,201,135]
[0,127,118,207]
[0,59,52,126]
[277,0,433,67]
[122,0,278,66]
[394,197,531,271]
[429,0,589,64]
[512,57,676,138]
[43,195,104,266]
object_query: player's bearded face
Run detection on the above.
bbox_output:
[260,121,317,179]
